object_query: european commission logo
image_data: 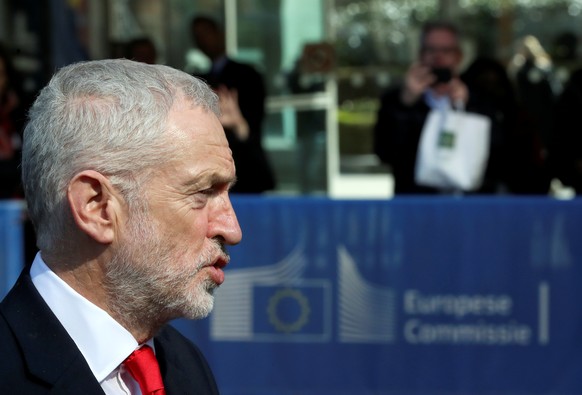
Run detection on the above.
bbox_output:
[210,242,551,347]
[337,245,398,343]
[210,245,332,342]
[253,283,331,341]
[210,243,397,343]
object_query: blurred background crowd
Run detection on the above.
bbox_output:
[2,0,582,199]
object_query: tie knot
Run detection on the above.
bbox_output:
[123,345,166,395]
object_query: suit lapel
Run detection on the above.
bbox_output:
[154,326,220,395]
[155,334,191,394]
[0,270,104,394]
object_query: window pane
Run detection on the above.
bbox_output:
[236,0,326,97]
[265,109,327,194]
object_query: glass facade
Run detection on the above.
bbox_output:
[1,0,582,196]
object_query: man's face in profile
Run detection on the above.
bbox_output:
[104,102,241,325]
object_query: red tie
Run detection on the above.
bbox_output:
[123,345,166,395]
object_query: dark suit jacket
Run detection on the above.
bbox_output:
[196,58,276,194]
[0,270,220,394]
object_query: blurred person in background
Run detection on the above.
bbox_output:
[508,35,559,165]
[0,43,26,199]
[552,67,582,193]
[125,36,158,65]
[191,15,276,194]
[461,57,550,194]
[373,21,502,194]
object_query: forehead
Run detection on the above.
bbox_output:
[164,102,234,181]
[193,21,219,38]
[424,29,458,46]
[168,100,224,144]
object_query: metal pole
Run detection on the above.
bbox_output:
[224,0,238,56]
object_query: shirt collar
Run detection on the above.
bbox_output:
[424,89,451,111]
[30,253,144,382]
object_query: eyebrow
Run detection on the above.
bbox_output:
[186,172,237,190]
[227,176,238,191]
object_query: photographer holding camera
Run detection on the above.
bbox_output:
[374,21,502,195]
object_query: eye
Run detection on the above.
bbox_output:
[190,181,231,207]
[199,186,218,196]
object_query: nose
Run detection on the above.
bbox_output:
[208,193,242,245]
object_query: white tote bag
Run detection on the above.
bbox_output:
[414,108,491,191]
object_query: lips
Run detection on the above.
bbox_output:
[213,253,230,269]
[206,253,230,285]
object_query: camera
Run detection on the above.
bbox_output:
[431,67,452,84]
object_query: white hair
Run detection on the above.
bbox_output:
[21,59,219,253]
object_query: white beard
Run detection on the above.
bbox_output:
[103,209,226,328]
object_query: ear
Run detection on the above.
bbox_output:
[67,170,124,244]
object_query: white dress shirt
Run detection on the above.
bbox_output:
[30,252,153,395]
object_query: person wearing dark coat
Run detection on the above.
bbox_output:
[552,68,582,193]
[1,270,220,394]
[0,59,242,394]
[373,21,503,194]
[191,15,276,194]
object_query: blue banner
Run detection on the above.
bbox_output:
[172,196,582,395]
[2,197,582,393]
[0,201,25,300]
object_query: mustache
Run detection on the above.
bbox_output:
[209,237,230,263]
